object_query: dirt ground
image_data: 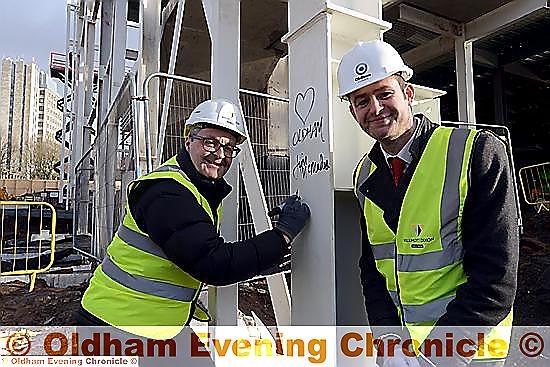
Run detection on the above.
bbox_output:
[0,209,548,326]
[513,207,550,325]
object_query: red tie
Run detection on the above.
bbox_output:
[389,157,406,186]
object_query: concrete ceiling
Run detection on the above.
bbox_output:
[159,0,287,91]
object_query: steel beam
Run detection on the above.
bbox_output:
[474,48,499,69]
[455,37,476,123]
[59,3,75,205]
[465,0,549,42]
[161,0,179,29]
[493,67,506,125]
[77,15,96,235]
[402,35,454,70]
[202,0,240,326]
[398,4,462,37]
[111,0,128,99]
[138,0,161,173]
[96,0,114,252]
[157,0,185,166]
[285,9,337,326]
[504,62,550,84]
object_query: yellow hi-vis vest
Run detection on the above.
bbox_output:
[353,127,512,360]
[81,156,220,339]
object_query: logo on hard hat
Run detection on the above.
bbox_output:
[354,62,372,82]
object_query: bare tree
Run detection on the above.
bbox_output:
[0,138,11,178]
[22,140,60,179]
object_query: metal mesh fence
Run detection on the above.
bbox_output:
[519,162,550,213]
[157,77,290,241]
[74,74,138,259]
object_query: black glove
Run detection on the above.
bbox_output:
[272,195,310,241]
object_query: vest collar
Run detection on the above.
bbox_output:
[360,115,438,231]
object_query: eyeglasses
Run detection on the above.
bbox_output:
[191,134,241,158]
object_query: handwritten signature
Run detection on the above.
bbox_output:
[292,152,330,180]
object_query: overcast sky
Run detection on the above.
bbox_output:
[0,0,67,71]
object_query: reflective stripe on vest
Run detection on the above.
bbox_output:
[117,223,168,258]
[371,242,395,260]
[353,127,512,359]
[101,256,197,302]
[402,295,455,323]
[354,127,475,322]
[397,128,472,273]
[82,155,217,337]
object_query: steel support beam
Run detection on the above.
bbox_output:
[402,36,499,72]
[474,48,499,69]
[402,35,454,70]
[111,0,128,99]
[59,4,76,205]
[69,18,85,217]
[157,0,185,166]
[138,0,161,173]
[465,0,549,42]
[103,0,129,252]
[98,0,114,122]
[398,4,462,37]
[202,0,240,326]
[285,9,337,326]
[71,36,86,238]
[77,16,96,235]
[455,37,476,123]
[161,0,179,29]
[96,0,114,252]
[493,66,506,125]
[504,62,550,84]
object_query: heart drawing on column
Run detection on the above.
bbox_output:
[294,87,315,125]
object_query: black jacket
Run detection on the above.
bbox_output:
[356,115,519,330]
[128,149,288,286]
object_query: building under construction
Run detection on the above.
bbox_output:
[1,0,550,334]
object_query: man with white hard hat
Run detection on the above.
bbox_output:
[77,98,310,339]
[338,40,518,366]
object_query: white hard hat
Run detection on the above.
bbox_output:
[337,40,413,98]
[184,98,247,144]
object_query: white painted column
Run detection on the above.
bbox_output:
[137,0,161,174]
[284,1,390,326]
[158,0,186,165]
[202,0,241,326]
[110,0,128,99]
[96,0,114,252]
[455,36,476,123]
[69,25,84,219]
[77,16,96,235]
[285,11,336,325]
[59,3,77,205]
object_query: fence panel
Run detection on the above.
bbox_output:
[519,162,550,213]
[72,74,138,260]
[156,77,290,242]
[0,201,56,291]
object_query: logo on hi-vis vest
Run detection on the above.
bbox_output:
[404,224,434,248]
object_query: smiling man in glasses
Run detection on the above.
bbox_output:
[78,98,310,339]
